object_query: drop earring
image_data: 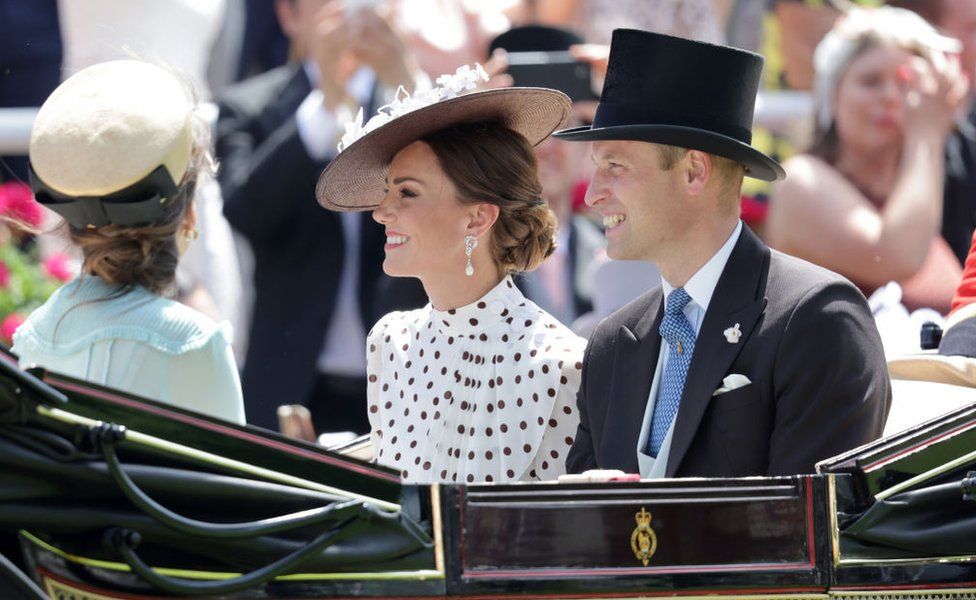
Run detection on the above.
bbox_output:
[464,235,478,277]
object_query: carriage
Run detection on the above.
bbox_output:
[0,349,974,599]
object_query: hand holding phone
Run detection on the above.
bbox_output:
[504,51,596,102]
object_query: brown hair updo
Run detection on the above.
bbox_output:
[70,117,214,295]
[421,122,557,274]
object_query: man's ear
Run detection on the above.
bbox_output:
[684,150,712,196]
[464,202,500,238]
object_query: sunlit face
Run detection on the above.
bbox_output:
[585,141,687,262]
[834,43,915,153]
[939,0,976,86]
[372,141,475,279]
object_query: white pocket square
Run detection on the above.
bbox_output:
[712,374,752,396]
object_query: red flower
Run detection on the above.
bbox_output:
[43,253,73,282]
[1,313,25,344]
[740,195,768,226]
[0,261,10,289]
[0,182,44,228]
[571,179,589,214]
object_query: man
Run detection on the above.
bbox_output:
[216,0,425,433]
[488,25,605,326]
[559,30,890,478]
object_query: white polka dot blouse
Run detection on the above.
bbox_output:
[366,275,586,484]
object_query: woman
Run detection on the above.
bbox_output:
[766,7,968,313]
[12,60,245,424]
[316,69,585,483]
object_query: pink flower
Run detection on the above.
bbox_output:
[0,261,10,289]
[1,313,25,343]
[43,253,73,282]
[0,182,44,228]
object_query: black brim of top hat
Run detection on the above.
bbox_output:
[553,123,786,182]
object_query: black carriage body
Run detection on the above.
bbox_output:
[1,354,975,599]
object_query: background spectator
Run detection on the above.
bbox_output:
[58,0,227,100]
[237,0,292,80]
[534,0,731,44]
[488,25,605,326]
[888,0,976,266]
[215,0,426,434]
[766,7,967,314]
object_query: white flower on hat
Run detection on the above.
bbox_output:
[337,63,489,153]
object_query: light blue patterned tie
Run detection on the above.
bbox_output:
[647,288,697,457]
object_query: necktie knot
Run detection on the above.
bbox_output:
[665,288,692,316]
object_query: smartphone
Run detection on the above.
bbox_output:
[504,51,596,102]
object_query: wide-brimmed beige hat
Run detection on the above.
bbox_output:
[888,303,976,388]
[28,60,195,228]
[316,86,572,212]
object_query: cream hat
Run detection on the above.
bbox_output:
[888,303,976,388]
[28,60,194,227]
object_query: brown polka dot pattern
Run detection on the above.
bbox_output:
[364,275,586,485]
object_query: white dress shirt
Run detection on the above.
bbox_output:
[636,220,743,477]
[294,63,376,378]
[296,63,375,162]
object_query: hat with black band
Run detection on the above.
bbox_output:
[553,29,785,182]
[28,60,194,229]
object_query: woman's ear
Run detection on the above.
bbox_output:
[465,202,500,238]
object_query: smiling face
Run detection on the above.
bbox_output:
[372,141,476,279]
[834,42,915,154]
[585,140,690,262]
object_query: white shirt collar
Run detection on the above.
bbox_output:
[302,62,375,105]
[661,220,743,314]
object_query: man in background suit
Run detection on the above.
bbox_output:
[216,0,425,433]
[559,29,890,478]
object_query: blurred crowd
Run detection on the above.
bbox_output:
[1,0,975,438]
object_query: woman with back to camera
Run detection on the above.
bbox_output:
[766,7,968,314]
[317,66,585,483]
[13,60,245,424]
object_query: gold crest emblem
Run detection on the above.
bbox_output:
[630,507,658,566]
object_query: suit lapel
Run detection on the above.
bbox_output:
[665,227,770,477]
[601,289,663,472]
[258,65,312,136]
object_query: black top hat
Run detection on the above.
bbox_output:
[554,29,785,182]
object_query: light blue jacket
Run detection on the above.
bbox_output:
[13,276,245,424]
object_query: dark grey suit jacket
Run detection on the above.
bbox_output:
[566,226,891,477]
